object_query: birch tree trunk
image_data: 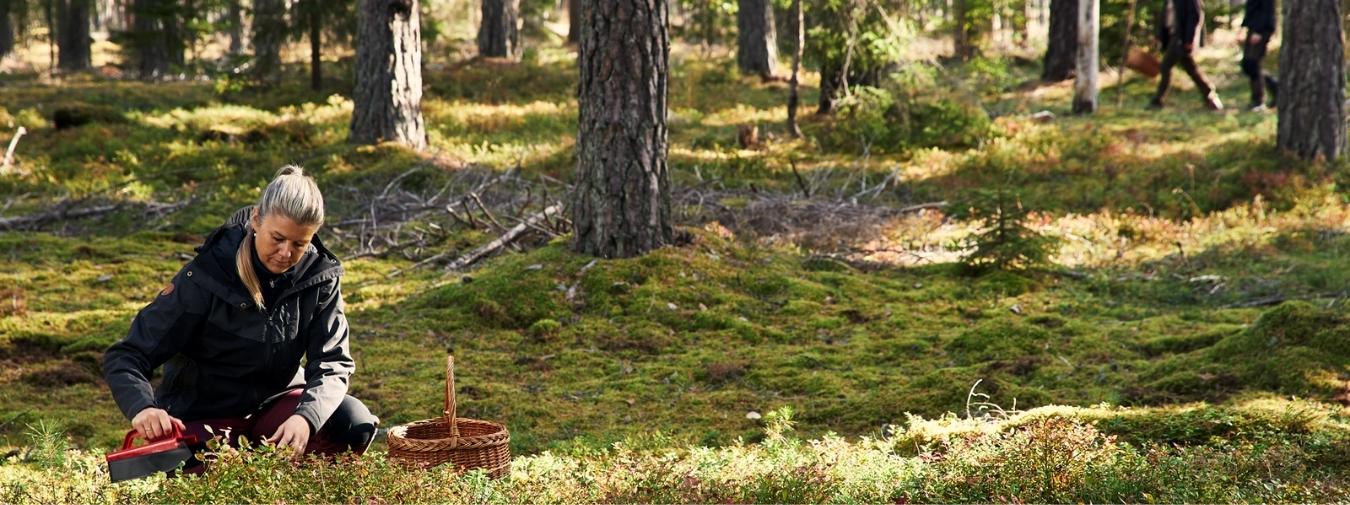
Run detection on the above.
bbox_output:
[1072,0,1098,114]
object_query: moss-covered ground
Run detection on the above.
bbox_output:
[1,33,1348,500]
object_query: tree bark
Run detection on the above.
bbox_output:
[477,0,520,59]
[573,0,672,258]
[350,0,427,151]
[1072,0,1097,114]
[1042,0,1077,81]
[57,0,92,71]
[132,0,176,79]
[227,0,243,55]
[786,0,802,137]
[1277,0,1345,161]
[736,0,776,79]
[252,0,285,86]
[953,0,971,60]
[308,0,321,90]
[0,0,14,60]
[567,0,578,44]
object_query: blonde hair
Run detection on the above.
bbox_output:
[236,165,325,309]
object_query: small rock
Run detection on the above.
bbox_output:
[667,302,678,310]
[525,264,543,271]
[913,283,923,289]
[1031,110,1056,122]
[698,303,708,311]
[1010,304,1022,315]
[95,274,113,283]
[746,411,762,420]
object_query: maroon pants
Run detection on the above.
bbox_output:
[182,388,354,457]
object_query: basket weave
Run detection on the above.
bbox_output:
[387,355,511,478]
[1125,47,1161,78]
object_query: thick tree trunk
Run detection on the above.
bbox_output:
[477,0,520,59]
[132,0,173,79]
[308,0,321,90]
[573,0,672,258]
[1072,0,1098,113]
[350,0,427,151]
[786,0,802,137]
[252,0,285,86]
[567,0,578,44]
[58,0,93,71]
[1042,0,1077,81]
[736,0,776,79]
[0,0,14,60]
[227,0,243,55]
[1277,0,1345,160]
[953,0,972,60]
[817,57,840,114]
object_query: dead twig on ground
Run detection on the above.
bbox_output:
[445,204,562,272]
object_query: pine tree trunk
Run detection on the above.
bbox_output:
[227,0,243,55]
[1042,0,1077,81]
[1072,0,1097,113]
[786,0,802,137]
[308,0,321,90]
[133,0,172,78]
[0,0,14,60]
[252,0,285,86]
[736,0,776,79]
[567,0,578,44]
[817,57,840,115]
[477,0,520,59]
[350,0,426,151]
[573,0,672,258]
[953,0,971,60]
[58,0,92,71]
[1277,0,1345,160]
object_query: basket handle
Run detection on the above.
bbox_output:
[443,354,459,439]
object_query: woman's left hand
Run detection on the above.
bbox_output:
[267,415,312,455]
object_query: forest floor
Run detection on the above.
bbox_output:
[1,39,1348,501]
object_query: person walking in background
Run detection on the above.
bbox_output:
[1149,0,1223,111]
[1239,0,1278,111]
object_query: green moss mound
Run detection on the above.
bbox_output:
[1136,302,1350,404]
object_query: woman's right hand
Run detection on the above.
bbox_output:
[131,407,186,440]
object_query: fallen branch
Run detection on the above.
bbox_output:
[897,201,947,213]
[0,201,120,230]
[446,203,562,271]
[0,198,192,230]
[1,126,27,174]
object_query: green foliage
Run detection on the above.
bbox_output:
[949,165,1058,273]
[672,0,738,47]
[4,405,1345,503]
[821,67,994,154]
[22,419,68,469]
[806,0,910,102]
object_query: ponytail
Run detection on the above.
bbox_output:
[236,165,326,310]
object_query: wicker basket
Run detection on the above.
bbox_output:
[387,355,512,478]
[1125,47,1161,78]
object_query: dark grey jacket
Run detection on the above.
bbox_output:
[102,221,352,432]
[1241,0,1275,36]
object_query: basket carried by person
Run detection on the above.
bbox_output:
[387,355,511,478]
[1125,47,1161,78]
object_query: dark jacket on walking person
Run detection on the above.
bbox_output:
[1242,0,1276,36]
